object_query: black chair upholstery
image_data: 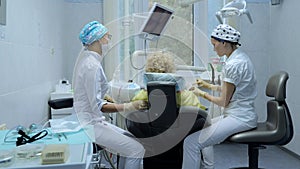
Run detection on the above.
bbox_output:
[147,81,180,130]
[48,98,73,109]
[228,71,293,169]
[126,81,208,169]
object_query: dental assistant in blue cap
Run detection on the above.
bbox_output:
[72,21,145,169]
[182,24,258,169]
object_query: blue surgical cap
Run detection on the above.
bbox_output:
[79,21,108,45]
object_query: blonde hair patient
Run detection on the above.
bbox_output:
[145,51,175,73]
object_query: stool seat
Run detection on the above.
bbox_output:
[230,117,285,144]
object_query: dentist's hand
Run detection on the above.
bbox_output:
[196,78,219,91]
[124,100,148,112]
[104,94,115,103]
[196,78,212,88]
[189,86,207,98]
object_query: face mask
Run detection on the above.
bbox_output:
[101,43,110,56]
[101,37,111,56]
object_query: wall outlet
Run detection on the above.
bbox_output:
[0,0,6,25]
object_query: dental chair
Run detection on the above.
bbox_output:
[227,71,293,169]
[126,81,208,169]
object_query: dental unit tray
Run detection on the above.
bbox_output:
[216,0,253,24]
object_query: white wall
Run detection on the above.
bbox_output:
[63,1,103,81]
[239,0,300,156]
[0,0,65,128]
[268,0,300,156]
[0,0,102,129]
[239,1,271,122]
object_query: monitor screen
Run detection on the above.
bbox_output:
[140,3,174,40]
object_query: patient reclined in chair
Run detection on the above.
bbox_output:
[126,75,209,169]
[125,51,210,169]
[127,72,209,137]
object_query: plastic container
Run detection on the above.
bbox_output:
[15,144,44,160]
[109,81,141,103]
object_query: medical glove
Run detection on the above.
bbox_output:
[124,100,148,112]
[189,86,207,98]
[104,94,115,103]
[196,78,219,91]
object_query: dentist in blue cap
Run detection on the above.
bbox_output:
[73,21,145,169]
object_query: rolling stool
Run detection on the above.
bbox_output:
[227,71,293,169]
[91,143,120,169]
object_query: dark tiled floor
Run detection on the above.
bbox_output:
[215,143,300,169]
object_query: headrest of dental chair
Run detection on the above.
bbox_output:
[266,71,289,102]
[147,81,177,87]
[144,72,185,91]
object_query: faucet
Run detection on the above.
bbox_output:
[217,75,221,85]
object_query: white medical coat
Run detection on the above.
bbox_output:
[223,48,258,128]
[73,49,108,119]
[72,49,144,166]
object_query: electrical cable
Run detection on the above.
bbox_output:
[16,129,48,146]
[102,150,118,169]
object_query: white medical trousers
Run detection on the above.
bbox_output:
[182,115,253,169]
[94,121,145,169]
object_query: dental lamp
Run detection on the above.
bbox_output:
[179,0,204,7]
[216,0,253,24]
[271,0,280,5]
